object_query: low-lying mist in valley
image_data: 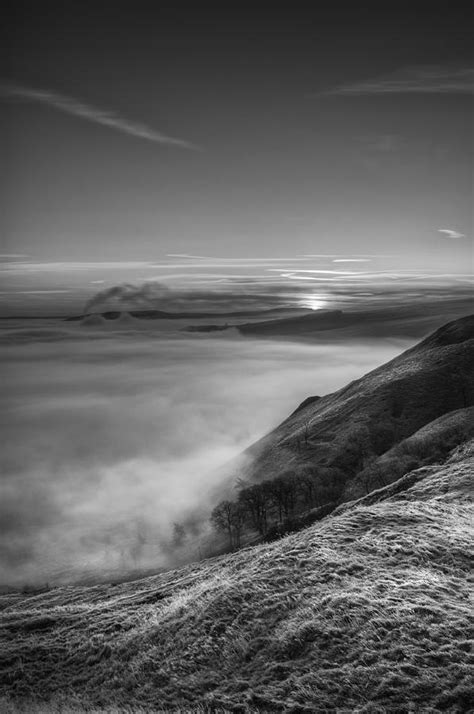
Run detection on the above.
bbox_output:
[1,320,413,588]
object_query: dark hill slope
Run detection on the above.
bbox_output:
[0,441,472,712]
[353,405,474,495]
[240,315,474,500]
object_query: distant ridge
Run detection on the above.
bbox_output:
[65,307,307,321]
[236,302,474,339]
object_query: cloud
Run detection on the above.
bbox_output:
[0,261,155,274]
[302,254,392,258]
[0,83,200,149]
[165,255,314,263]
[333,259,372,263]
[438,229,467,239]
[267,269,364,276]
[324,66,474,96]
[84,281,172,313]
[83,281,302,315]
[0,326,411,587]
[271,269,474,285]
[0,257,316,277]
[0,290,73,295]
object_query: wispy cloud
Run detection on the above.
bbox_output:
[302,254,392,258]
[166,254,313,263]
[333,258,372,263]
[267,269,366,276]
[0,257,317,276]
[438,228,467,239]
[0,289,73,295]
[273,269,474,284]
[324,66,474,96]
[0,261,155,274]
[0,83,200,149]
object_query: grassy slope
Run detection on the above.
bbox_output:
[353,406,474,494]
[241,315,474,498]
[1,442,472,713]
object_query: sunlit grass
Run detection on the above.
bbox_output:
[0,443,472,712]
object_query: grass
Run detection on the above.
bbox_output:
[243,315,474,498]
[1,441,473,712]
[353,407,474,495]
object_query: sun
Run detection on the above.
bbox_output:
[302,295,327,311]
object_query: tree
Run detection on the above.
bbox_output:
[229,502,245,548]
[238,483,270,536]
[318,467,346,503]
[210,500,245,550]
[267,474,298,524]
[296,468,318,508]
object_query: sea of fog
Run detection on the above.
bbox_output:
[0,317,412,588]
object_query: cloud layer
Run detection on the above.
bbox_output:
[0,325,409,587]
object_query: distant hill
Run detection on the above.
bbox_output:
[236,300,474,339]
[1,439,472,711]
[65,307,306,322]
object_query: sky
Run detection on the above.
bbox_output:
[1,2,472,313]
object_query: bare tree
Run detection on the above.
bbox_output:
[267,474,298,524]
[210,500,245,549]
[297,469,318,508]
[238,483,270,536]
[229,502,245,548]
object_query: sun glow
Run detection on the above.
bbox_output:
[302,294,328,311]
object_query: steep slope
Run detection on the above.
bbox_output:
[240,315,474,501]
[0,441,472,712]
[353,406,474,496]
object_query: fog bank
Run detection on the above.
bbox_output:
[0,321,411,587]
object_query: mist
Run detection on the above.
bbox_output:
[0,321,411,587]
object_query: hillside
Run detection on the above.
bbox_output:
[239,315,474,505]
[0,440,472,712]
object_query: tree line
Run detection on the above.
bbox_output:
[210,466,345,550]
